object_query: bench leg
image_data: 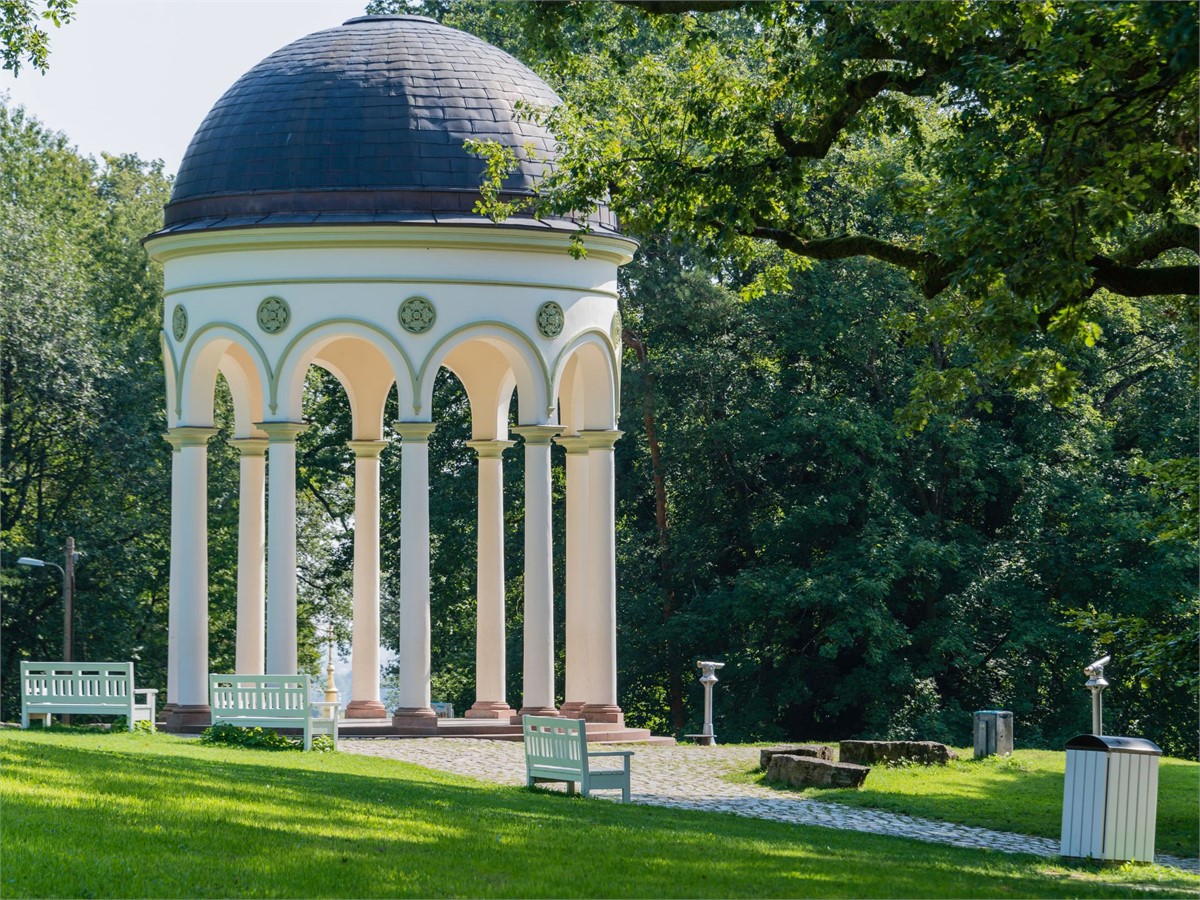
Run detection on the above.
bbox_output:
[20,710,28,730]
[622,781,630,803]
[566,781,576,796]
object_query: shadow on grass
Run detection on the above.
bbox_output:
[2,735,1196,900]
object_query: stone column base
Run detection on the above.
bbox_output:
[391,707,439,734]
[163,705,212,729]
[513,706,558,724]
[464,701,516,719]
[557,701,586,719]
[345,700,388,719]
[159,702,177,718]
[581,704,624,726]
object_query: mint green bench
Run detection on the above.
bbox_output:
[523,716,633,802]
[20,661,157,731]
[209,674,338,751]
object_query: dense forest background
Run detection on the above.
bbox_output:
[2,1,1196,756]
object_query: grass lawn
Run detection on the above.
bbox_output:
[2,731,1198,899]
[731,746,1199,858]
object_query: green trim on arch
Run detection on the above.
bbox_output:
[270,318,419,416]
[552,328,621,428]
[415,321,552,419]
[176,323,274,422]
[160,330,180,419]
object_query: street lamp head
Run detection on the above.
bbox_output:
[16,557,45,567]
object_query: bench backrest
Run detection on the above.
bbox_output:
[21,662,135,705]
[209,674,312,719]
[523,716,588,772]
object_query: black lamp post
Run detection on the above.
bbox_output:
[17,536,78,661]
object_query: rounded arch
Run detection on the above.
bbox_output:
[553,329,618,432]
[176,324,273,430]
[417,322,551,424]
[272,319,416,426]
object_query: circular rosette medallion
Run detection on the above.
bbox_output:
[536,301,564,338]
[172,304,188,341]
[256,296,291,334]
[398,296,436,334]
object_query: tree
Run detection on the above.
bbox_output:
[1,0,75,75]
[0,102,184,715]
[470,1,1198,413]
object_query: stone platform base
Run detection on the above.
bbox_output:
[160,715,671,744]
[163,705,211,729]
[345,700,388,719]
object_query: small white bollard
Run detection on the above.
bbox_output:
[685,660,725,746]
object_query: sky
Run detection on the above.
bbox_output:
[1,0,369,174]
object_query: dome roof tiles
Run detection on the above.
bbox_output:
[157,15,614,235]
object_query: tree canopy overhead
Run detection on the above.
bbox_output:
[470,0,1198,413]
[1,0,75,75]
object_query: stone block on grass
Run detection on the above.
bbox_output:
[766,754,870,789]
[839,740,957,766]
[759,744,835,770]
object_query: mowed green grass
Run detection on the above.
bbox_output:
[732,747,1199,858]
[2,732,1197,899]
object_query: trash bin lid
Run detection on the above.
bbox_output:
[974,710,1013,717]
[1064,734,1162,755]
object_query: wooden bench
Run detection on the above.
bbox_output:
[523,716,633,802]
[209,674,339,751]
[20,661,157,731]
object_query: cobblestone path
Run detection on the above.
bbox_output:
[342,738,1198,874]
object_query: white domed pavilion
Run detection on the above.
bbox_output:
[146,15,638,735]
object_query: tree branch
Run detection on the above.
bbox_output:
[1089,259,1199,297]
[748,226,950,295]
[1112,223,1199,267]
[772,69,936,161]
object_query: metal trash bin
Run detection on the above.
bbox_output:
[1060,734,1161,862]
[974,710,1014,758]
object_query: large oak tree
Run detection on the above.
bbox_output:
[467,1,1197,413]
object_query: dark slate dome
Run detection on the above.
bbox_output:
[158,15,612,234]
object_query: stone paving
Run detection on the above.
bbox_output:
[342,738,1199,874]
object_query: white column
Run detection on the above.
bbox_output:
[555,435,590,719]
[163,426,217,726]
[164,440,183,713]
[392,422,438,730]
[230,438,267,675]
[511,424,563,716]
[346,439,388,719]
[259,421,306,675]
[464,439,516,719]
[581,429,624,725]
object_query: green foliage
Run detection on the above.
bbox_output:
[0,102,186,720]
[110,717,155,734]
[469,1,1198,412]
[199,723,334,753]
[0,0,75,75]
[4,731,1196,898]
[612,236,1196,757]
